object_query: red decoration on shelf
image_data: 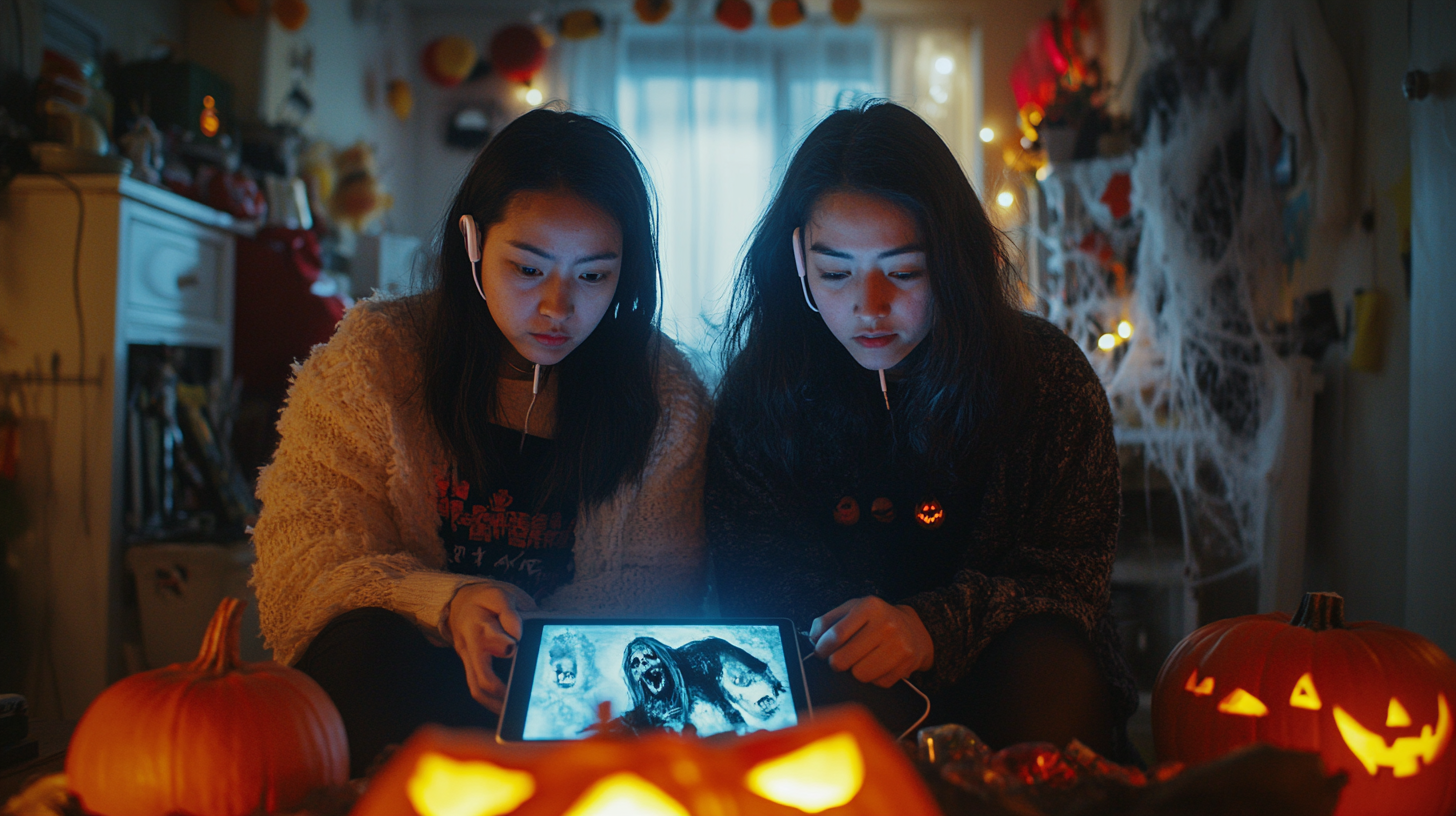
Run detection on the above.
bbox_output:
[768,0,806,28]
[1153,592,1456,816]
[491,24,547,84]
[1099,172,1132,220]
[715,0,753,31]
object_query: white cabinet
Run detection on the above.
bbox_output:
[0,174,244,719]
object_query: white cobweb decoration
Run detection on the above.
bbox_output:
[1037,78,1292,604]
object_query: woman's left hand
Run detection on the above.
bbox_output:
[808,596,934,687]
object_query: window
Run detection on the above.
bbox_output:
[615,23,880,371]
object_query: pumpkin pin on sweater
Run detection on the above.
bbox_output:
[834,496,861,526]
[914,497,944,529]
[65,597,348,816]
[1153,591,1456,816]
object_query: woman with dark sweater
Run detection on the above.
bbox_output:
[707,102,1138,759]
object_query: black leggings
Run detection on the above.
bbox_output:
[293,607,504,777]
[298,609,1119,777]
[804,614,1118,756]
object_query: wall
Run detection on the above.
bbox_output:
[1303,0,1412,626]
[62,0,183,61]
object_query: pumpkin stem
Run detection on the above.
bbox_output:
[192,597,245,674]
[1291,591,1345,631]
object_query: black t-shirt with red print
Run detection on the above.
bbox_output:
[436,424,578,601]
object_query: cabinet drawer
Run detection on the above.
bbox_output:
[122,204,228,325]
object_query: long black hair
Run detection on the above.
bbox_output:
[421,109,660,507]
[715,101,1028,489]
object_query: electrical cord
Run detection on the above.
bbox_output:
[800,629,933,742]
[50,173,91,536]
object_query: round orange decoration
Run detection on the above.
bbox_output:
[870,497,894,523]
[768,0,806,28]
[914,497,944,529]
[386,78,413,120]
[272,0,310,31]
[830,0,863,25]
[834,496,860,526]
[715,0,753,31]
[634,0,673,24]
[1153,591,1456,816]
[66,598,348,816]
[559,9,603,40]
[422,36,478,87]
[225,0,260,16]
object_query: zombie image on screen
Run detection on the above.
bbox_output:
[520,624,796,739]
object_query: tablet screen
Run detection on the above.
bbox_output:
[501,619,808,741]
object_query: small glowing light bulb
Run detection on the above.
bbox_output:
[935,56,954,75]
[979,127,995,143]
[1036,165,1050,181]
[525,88,543,106]
[1117,320,1133,339]
[996,190,1014,208]
[1098,333,1116,350]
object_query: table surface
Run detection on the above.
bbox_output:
[0,720,74,801]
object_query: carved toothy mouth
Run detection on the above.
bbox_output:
[1334,693,1451,778]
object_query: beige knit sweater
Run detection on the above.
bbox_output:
[250,296,711,665]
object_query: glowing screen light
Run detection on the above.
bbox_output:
[1117,320,1133,339]
[745,732,865,813]
[561,773,690,816]
[1097,333,1116,351]
[934,56,954,74]
[406,752,536,816]
[996,190,1014,209]
[979,127,995,143]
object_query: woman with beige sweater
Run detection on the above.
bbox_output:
[249,110,710,775]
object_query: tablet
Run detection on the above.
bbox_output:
[497,617,811,742]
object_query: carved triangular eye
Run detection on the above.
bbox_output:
[745,732,865,813]
[1185,670,1214,696]
[407,752,536,816]
[1289,672,1322,710]
[1217,688,1269,717]
[1388,698,1413,728]
[561,772,689,816]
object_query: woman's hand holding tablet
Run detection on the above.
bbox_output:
[448,584,536,712]
[808,596,934,688]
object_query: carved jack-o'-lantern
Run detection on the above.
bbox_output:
[350,705,940,816]
[834,496,860,526]
[1153,592,1456,816]
[914,497,944,530]
[870,497,894,523]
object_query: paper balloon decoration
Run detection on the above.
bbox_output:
[273,0,309,31]
[830,0,863,25]
[1154,592,1456,816]
[768,0,805,28]
[387,78,413,121]
[225,0,259,16]
[559,9,603,40]
[490,24,547,84]
[715,0,753,31]
[350,705,939,816]
[634,0,673,24]
[422,36,477,87]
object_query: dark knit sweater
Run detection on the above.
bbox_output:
[706,315,1138,727]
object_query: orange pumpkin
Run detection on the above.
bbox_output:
[1153,592,1456,816]
[66,598,348,816]
[351,704,941,816]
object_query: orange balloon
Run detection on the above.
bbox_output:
[273,0,309,31]
[831,0,863,25]
[768,0,805,28]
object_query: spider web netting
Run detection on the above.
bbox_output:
[1037,77,1291,597]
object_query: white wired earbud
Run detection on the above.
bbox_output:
[520,363,541,452]
[794,228,889,410]
[791,227,819,313]
[460,214,485,301]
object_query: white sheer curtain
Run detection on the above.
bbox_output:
[553,17,980,374]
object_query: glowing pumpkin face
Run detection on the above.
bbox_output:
[1153,592,1456,816]
[350,705,940,816]
[914,497,944,530]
